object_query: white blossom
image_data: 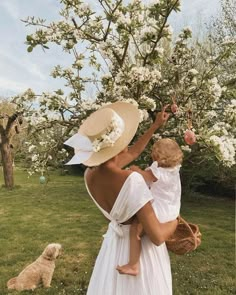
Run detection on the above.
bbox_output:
[191,77,198,86]
[209,135,236,167]
[188,69,199,76]
[152,133,162,140]
[139,109,149,123]
[81,100,99,111]
[31,154,39,162]
[140,95,156,111]
[183,27,192,35]
[79,3,91,14]
[121,98,139,107]
[129,67,161,84]
[140,26,156,40]
[207,111,217,118]
[222,36,236,45]
[181,145,192,152]
[148,0,160,6]
[224,99,236,126]
[156,47,164,56]
[163,25,173,38]
[28,145,36,153]
[117,14,132,26]
[209,77,222,98]
[74,59,83,68]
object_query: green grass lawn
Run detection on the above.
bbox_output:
[0,169,235,295]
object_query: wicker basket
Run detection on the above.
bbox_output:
[166,216,202,255]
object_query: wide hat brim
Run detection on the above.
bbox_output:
[78,101,140,167]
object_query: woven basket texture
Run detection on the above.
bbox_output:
[166,216,202,255]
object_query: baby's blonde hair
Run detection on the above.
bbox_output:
[151,138,183,168]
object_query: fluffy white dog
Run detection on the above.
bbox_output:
[7,243,62,291]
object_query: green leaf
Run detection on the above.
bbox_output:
[26,35,32,42]
[27,46,33,52]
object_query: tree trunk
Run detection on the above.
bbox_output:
[0,137,14,189]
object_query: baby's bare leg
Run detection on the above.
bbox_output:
[116,220,143,276]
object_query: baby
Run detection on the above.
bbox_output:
[117,138,183,276]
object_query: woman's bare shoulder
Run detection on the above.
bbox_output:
[85,167,133,189]
[87,166,132,176]
[120,168,133,177]
[106,168,132,187]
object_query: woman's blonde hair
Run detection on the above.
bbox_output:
[151,138,183,168]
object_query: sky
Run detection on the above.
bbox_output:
[0,0,221,97]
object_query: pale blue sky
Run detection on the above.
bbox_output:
[0,0,221,97]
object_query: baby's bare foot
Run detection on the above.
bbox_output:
[116,264,139,276]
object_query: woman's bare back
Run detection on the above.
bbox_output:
[85,165,132,214]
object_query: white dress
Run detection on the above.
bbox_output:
[147,161,181,223]
[85,171,172,295]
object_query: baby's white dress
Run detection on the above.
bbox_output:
[85,171,172,295]
[147,161,181,223]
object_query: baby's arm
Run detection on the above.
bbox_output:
[130,165,157,183]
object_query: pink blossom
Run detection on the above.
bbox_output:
[184,129,196,145]
[171,103,178,113]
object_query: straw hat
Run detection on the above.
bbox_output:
[64,101,140,167]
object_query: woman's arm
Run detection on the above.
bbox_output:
[136,202,178,246]
[117,105,170,168]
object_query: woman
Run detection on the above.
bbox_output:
[64,102,177,295]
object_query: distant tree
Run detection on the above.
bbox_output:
[208,0,236,90]
[192,0,236,191]
[0,99,24,188]
[209,0,235,44]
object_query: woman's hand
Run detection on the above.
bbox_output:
[153,105,170,129]
[117,105,170,168]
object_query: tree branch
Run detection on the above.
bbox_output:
[72,0,122,43]
[120,40,129,67]
[72,17,103,42]
[0,124,5,134]
[5,113,19,137]
[21,19,50,29]
[98,0,109,17]
[143,0,179,66]
[131,33,144,59]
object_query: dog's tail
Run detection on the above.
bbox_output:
[7,277,17,289]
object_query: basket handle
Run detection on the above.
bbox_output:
[178,215,194,236]
[178,215,199,249]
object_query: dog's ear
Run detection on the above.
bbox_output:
[43,245,56,260]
